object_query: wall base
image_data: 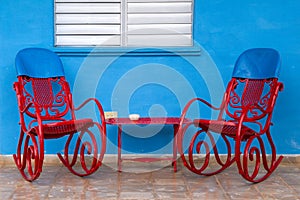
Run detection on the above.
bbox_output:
[1,154,300,166]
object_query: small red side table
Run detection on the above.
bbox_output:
[105,117,191,172]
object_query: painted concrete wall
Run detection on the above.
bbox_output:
[0,0,299,155]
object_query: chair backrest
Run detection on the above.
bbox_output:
[221,48,283,122]
[232,48,281,79]
[15,48,65,78]
[14,48,71,121]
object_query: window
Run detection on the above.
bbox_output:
[54,0,193,47]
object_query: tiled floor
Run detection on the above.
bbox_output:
[0,156,299,200]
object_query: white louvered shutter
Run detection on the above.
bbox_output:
[54,0,193,47]
[126,0,193,46]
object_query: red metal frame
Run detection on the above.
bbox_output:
[105,117,191,172]
[177,78,283,183]
[13,76,106,181]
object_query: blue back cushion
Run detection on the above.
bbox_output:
[232,48,281,79]
[15,48,65,78]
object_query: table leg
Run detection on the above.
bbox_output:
[173,124,179,172]
[118,125,122,172]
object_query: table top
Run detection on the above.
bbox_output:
[105,117,191,125]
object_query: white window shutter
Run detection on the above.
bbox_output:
[126,0,193,47]
[54,0,193,47]
[55,0,121,46]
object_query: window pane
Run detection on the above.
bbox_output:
[56,3,121,13]
[56,14,121,24]
[127,35,192,47]
[128,24,192,34]
[128,2,192,13]
[56,35,121,46]
[127,13,192,24]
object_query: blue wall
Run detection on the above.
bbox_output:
[1,0,299,155]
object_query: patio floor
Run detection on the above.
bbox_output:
[0,156,299,199]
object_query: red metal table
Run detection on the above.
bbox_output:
[105,117,191,172]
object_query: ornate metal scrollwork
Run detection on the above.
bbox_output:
[57,122,106,177]
[13,130,43,181]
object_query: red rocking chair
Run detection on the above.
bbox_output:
[13,48,106,181]
[178,48,283,183]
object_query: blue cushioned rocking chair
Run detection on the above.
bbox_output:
[178,48,283,183]
[13,48,106,182]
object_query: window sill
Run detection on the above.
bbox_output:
[52,46,201,57]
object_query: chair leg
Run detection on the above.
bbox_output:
[13,130,44,182]
[178,124,235,175]
[57,122,106,177]
[235,130,283,183]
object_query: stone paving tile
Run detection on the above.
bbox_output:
[155,191,192,200]
[119,191,156,200]
[0,159,299,199]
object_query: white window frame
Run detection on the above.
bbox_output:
[54,0,194,47]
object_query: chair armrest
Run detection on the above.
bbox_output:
[179,97,221,126]
[73,98,106,127]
